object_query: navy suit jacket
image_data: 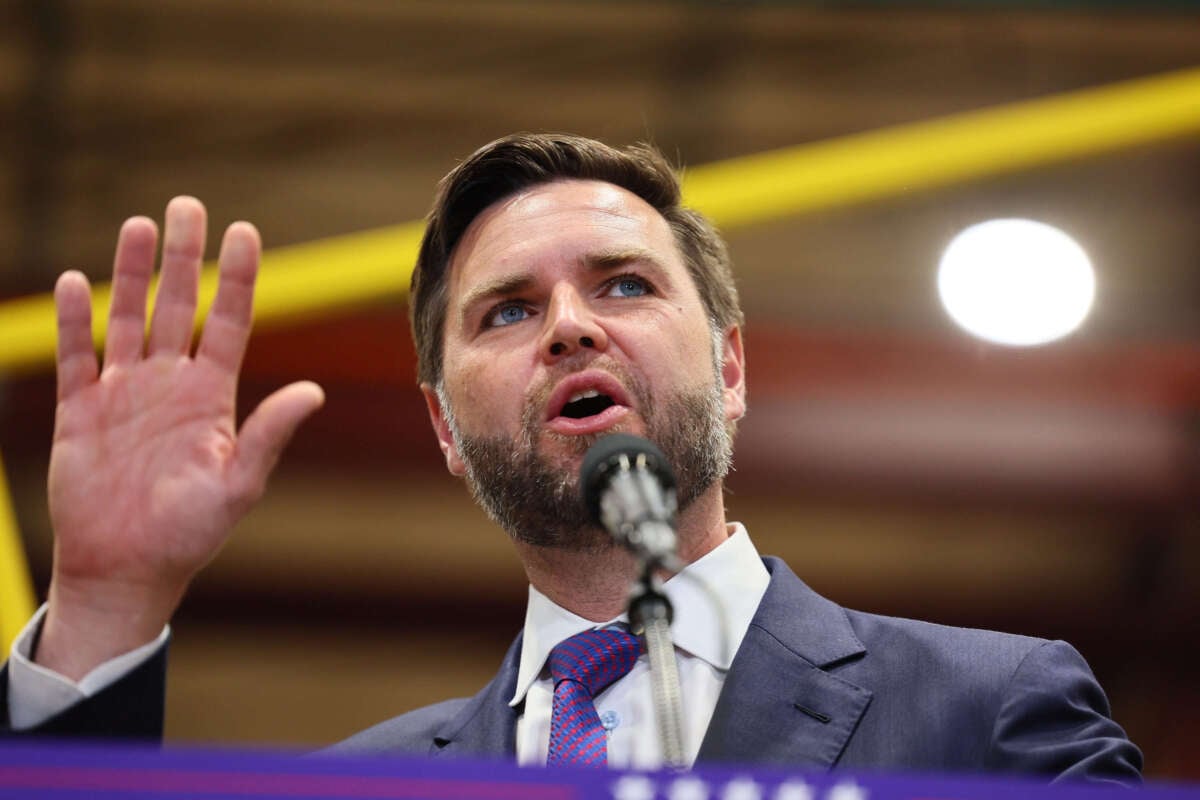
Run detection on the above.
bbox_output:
[1,557,1142,784]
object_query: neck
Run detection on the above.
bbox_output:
[514,484,731,621]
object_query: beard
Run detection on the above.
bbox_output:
[442,354,733,553]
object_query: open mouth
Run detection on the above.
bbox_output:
[544,371,632,434]
[560,389,616,419]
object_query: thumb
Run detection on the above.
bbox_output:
[228,381,325,511]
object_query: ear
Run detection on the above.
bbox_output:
[720,325,746,423]
[421,383,467,476]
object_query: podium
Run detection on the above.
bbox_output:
[0,740,1192,799]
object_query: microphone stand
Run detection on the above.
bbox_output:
[582,435,688,768]
[628,556,687,770]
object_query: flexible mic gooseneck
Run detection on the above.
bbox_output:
[580,433,680,569]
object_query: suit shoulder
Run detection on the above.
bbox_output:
[322,697,473,757]
[754,559,1139,781]
[842,606,1053,679]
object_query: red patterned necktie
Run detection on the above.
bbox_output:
[545,627,643,767]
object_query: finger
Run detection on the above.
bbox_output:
[103,216,158,370]
[147,196,206,357]
[54,271,99,402]
[227,381,325,510]
[196,222,261,376]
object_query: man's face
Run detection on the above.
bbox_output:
[423,179,745,550]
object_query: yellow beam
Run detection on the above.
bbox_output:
[0,222,427,378]
[682,65,1200,228]
[2,66,1200,377]
[0,450,36,654]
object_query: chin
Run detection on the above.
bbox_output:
[539,430,601,459]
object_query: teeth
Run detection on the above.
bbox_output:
[567,389,601,404]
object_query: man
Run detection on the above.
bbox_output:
[1,134,1141,783]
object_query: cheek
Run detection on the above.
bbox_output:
[661,311,716,372]
[444,352,531,431]
[614,313,714,387]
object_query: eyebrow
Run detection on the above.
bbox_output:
[582,247,668,273]
[457,247,669,324]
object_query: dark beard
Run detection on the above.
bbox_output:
[452,368,732,553]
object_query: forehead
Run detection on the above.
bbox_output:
[446,179,683,294]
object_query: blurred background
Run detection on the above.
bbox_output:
[1,0,1197,782]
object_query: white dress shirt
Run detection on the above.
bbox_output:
[512,524,769,768]
[7,523,769,770]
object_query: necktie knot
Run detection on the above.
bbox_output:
[549,627,642,697]
[546,628,642,767]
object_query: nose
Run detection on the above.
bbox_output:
[540,283,608,362]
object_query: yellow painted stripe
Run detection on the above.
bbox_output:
[682,65,1200,228]
[0,222,427,377]
[2,66,1200,377]
[0,450,36,654]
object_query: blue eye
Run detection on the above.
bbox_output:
[488,303,529,327]
[608,276,649,298]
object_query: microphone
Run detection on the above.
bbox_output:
[581,434,680,568]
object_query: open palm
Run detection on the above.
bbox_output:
[41,198,323,678]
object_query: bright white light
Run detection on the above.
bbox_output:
[937,219,1095,347]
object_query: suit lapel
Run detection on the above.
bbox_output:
[697,557,873,769]
[425,559,872,767]
[428,633,523,760]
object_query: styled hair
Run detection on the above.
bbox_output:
[410,132,743,387]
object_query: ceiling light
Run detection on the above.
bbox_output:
[937,218,1095,347]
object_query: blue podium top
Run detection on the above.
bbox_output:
[0,739,1193,799]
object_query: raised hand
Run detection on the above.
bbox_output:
[38,197,324,680]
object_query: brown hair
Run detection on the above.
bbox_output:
[410,132,743,387]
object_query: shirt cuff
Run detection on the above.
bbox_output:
[6,604,170,730]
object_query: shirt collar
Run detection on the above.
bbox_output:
[509,523,769,707]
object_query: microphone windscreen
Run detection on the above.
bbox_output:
[580,434,676,525]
